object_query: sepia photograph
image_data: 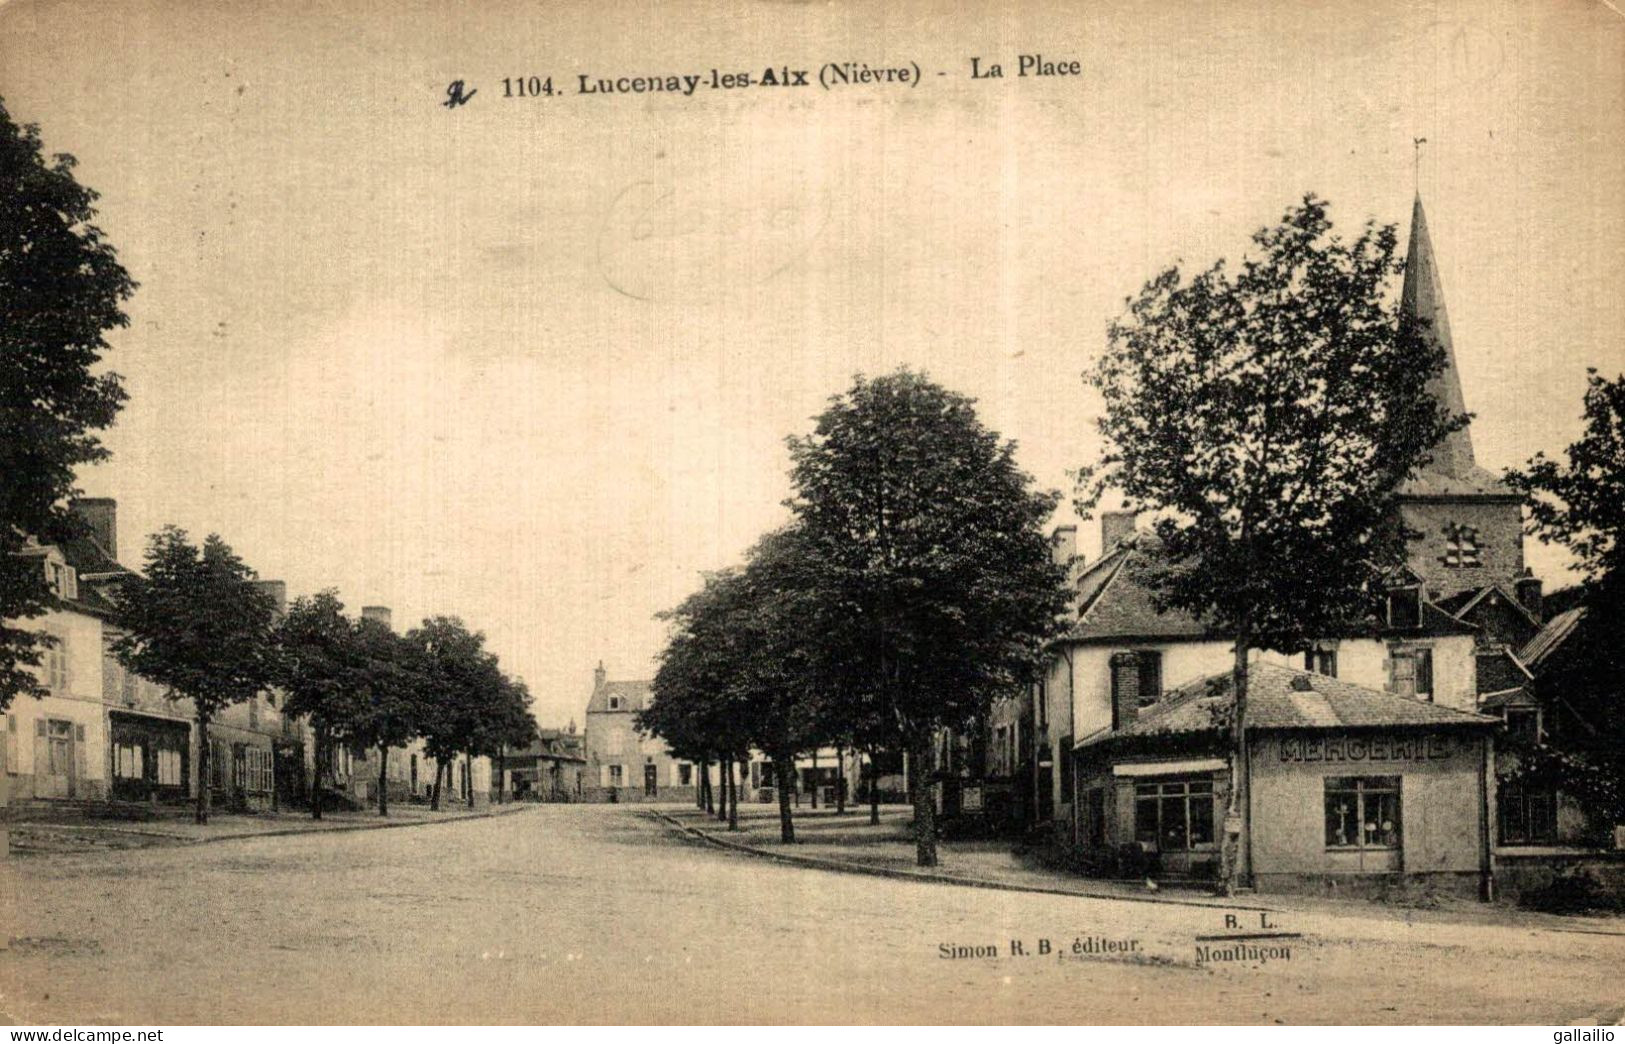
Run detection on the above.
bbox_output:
[0,0,1622,1029]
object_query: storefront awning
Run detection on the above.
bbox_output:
[1112,758,1226,777]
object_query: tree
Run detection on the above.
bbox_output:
[787,371,1069,866]
[1504,369,1625,826]
[0,97,135,710]
[480,673,538,805]
[1506,370,1625,588]
[112,528,278,823]
[407,616,496,810]
[1078,195,1465,893]
[273,590,365,820]
[347,618,426,817]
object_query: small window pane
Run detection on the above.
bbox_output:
[1189,790,1215,844]
[1134,798,1159,845]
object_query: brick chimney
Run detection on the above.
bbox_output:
[254,580,287,618]
[594,661,607,690]
[72,498,118,560]
[1050,525,1078,568]
[362,606,393,631]
[1515,570,1543,623]
[1101,510,1138,552]
[1110,652,1141,730]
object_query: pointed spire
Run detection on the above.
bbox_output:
[1402,193,1476,479]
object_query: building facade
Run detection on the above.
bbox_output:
[581,664,696,803]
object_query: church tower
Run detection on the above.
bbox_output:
[1396,194,1526,604]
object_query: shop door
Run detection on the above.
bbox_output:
[644,763,658,797]
[34,719,80,799]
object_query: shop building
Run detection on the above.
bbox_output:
[1074,662,1499,896]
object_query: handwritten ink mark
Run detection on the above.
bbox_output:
[443,80,477,109]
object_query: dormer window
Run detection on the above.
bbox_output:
[1386,585,1422,630]
[608,695,623,711]
[1441,523,1482,568]
[44,560,77,601]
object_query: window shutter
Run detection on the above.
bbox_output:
[1416,649,1434,698]
[36,718,47,737]
[73,729,87,783]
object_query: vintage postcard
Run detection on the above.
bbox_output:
[1,0,1622,1028]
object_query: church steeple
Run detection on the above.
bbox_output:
[1402,194,1477,479]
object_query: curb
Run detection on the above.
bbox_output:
[646,810,1278,913]
[9,802,534,849]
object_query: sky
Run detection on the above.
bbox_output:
[2,0,1621,729]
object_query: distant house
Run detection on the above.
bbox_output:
[499,725,586,801]
[581,663,697,802]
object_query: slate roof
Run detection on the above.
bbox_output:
[585,679,653,714]
[1061,539,1211,641]
[1058,535,1474,643]
[1079,662,1496,748]
[1518,607,1587,671]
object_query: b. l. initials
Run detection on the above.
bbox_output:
[1224,913,1277,930]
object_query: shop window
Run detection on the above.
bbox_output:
[1324,776,1402,850]
[1134,778,1215,851]
[1389,647,1434,701]
[157,747,182,787]
[1498,783,1557,845]
[1304,645,1338,677]
[114,742,144,780]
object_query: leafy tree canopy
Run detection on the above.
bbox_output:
[1078,194,1466,651]
[0,96,135,710]
[113,527,278,718]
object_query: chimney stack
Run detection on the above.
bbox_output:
[1110,652,1141,730]
[362,606,393,631]
[255,580,287,618]
[72,498,118,561]
[1101,510,1138,552]
[594,661,607,690]
[1050,525,1078,568]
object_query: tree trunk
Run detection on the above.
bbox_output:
[196,710,212,825]
[717,756,729,822]
[697,757,707,809]
[773,757,795,843]
[310,725,324,821]
[1219,636,1251,896]
[496,748,506,805]
[465,750,475,806]
[727,755,739,831]
[836,745,846,814]
[909,732,938,867]
[430,759,442,811]
[704,756,715,814]
[869,749,881,826]
[377,743,389,817]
